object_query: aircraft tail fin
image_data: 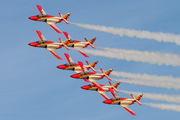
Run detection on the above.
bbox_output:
[105,69,113,76]
[131,94,143,106]
[90,61,98,69]
[136,94,143,102]
[58,38,70,50]
[86,61,98,72]
[100,68,113,81]
[84,37,96,49]
[89,37,96,45]
[59,13,71,24]
[113,82,121,89]
[63,39,70,45]
[63,13,71,20]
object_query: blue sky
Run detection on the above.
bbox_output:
[1,0,180,119]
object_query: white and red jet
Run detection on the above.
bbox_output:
[61,31,96,57]
[28,30,70,60]
[103,94,143,116]
[81,81,120,99]
[63,31,96,49]
[57,53,98,74]
[29,5,71,33]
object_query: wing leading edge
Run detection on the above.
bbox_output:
[48,23,62,34]
[121,105,136,116]
[47,48,62,60]
[37,5,46,15]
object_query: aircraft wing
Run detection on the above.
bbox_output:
[83,79,90,82]
[47,23,62,34]
[37,5,46,15]
[63,31,72,40]
[36,30,46,40]
[109,88,119,98]
[98,91,109,100]
[78,50,89,58]
[78,61,87,72]
[46,47,62,60]
[64,53,74,63]
[89,79,104,92]
[121,104,136,116]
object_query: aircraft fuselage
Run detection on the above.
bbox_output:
[29,14,62,23]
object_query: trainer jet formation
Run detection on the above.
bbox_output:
[28,5,143,116]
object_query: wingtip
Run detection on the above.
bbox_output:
[57,56,63,60]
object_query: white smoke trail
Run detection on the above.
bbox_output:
[80,48,180,66]
[119,90,180,104]
[112,78,180,90]
[112,71,180,83]
[70,22,180,45]
[143,103,180,112]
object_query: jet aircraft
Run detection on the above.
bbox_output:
[57,53,98,73]
[29,5,71,33]
[103,94,143,116]
[70,61,113,91]
[28,30,69,60]
[63,31,96,49]
[81,81,120,98]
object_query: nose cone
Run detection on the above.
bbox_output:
[29,16,38,20]
[28,42,38,47]
[70,74,79,78]
[57,65,65,69]
[103,100,111,104]
[81,85,89,90]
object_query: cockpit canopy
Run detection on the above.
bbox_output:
[64,62,76,66]
[69,40,76,43]
[36,40,49,44]
[78,71,91,75]
[88,84,95,87]
[36,14,48,18]
[110,97,121,101]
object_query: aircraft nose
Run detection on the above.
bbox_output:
[103,101,105,103]
[28,17,31,19]
[57,65,65,69]
[81,85,89,90]
[29,42,38,47]
[70,74,79,78]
